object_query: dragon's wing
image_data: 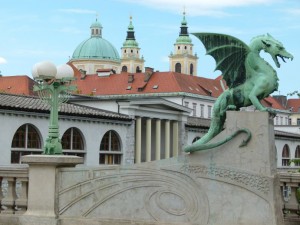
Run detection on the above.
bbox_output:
[193,33,250,88]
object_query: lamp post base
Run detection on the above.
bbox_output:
[44,137,63,155]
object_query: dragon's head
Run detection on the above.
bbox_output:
[261,34,293,68]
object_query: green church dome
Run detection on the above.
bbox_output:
[72,37,120,61]
[71,19,120,62]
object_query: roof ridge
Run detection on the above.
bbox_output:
[0,92,39,99]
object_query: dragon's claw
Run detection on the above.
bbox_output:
[261,107,277,117]
[227,105,237,110]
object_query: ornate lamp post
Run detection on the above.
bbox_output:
[32,61,76,155]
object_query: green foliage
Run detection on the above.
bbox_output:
[296,187,300,204]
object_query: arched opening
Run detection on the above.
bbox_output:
[190,63,194,75]
[99,130,122,165]
[11,124,42,164]
[61,127,85,158]
[136,66,141,73]
[122,66,128,72]
[175,63,181,73]
[295,145,300,166]
[282,144,290,166]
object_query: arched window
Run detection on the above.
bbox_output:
[192,136,201,143]
[99,130,122,165]
[282,144,290,166]
[61,127,85,157]
[190,63,194,75]
[136,66,141,73]
[295,146,300,166]
[122,66,127,72]
[11,124,42,164]
[175,63,181,73]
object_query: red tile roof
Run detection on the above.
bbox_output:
[287,99,300,112]
[0,75,35,96]
[72,65,286,110]
[71,65,225,98]
[0,65,291,112]
[262,96,286,110]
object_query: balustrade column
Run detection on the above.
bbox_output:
[0,177,14,214]
[146,118,152,162]
[155,119,161,160]
[165,120,170,159]
[172,121,179,157]
[135,117,142,164]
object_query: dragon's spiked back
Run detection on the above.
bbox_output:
[192,33,250,88]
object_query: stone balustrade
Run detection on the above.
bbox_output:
[0,164,300,225]
[0,165,28,214]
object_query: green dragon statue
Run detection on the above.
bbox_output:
[184,33,293,153]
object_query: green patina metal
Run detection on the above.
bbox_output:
[34,78,76,155]
[175,12,192,45]
[123,17,139,48]
[185,33,293,153]
[71,19,120,62]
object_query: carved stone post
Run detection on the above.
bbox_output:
[14,177,28,214]
[0,177,14,214]
[20,155,83,225]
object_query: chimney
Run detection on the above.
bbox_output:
[273,95,287,108]
[145,67,154,74]
[144,67,154,82]
[128,74,134,83]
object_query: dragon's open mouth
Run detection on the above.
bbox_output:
[274,54,293,68]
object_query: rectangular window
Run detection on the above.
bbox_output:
[184,101,189,107]
[275,116,278,125]
[282,158,290,167]
[280,117,283,125]
[208,105,212,118]
[297,119,300,125]
[200,104,204,118]
[192,103,197,116]
[289,118,292,125]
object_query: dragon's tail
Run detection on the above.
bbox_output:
[184,91,230,152]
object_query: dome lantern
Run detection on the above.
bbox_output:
[90,18,103,38]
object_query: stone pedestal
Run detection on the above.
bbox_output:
[55,112,284,225]
[20,155,83,225]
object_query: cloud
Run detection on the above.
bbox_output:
[283,8,300,16]
[0,57,7,64]
[58,9,97,14]
[120,0,278,16]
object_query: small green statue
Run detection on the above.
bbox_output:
[185,33,293,153]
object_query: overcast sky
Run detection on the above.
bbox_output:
[0,0,299,96]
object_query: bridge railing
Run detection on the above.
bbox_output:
[0,164,300,223]
[0,165,28,214]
